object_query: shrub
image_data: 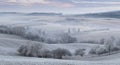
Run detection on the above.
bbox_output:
[18,44,27,56]
[52,48,72,59]
[95,46,108,55]
[74,49,85,56]
[89,45,108,55]
[89,45,99,54]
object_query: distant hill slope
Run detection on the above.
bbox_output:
[0,12,62,16]
[79,11,120,18]
[27,12,62,16]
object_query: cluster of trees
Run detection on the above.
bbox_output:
[18,36,120,59]
[18,42,72,59]
[0,25,26,36]
[0,25,77,44]
[0,25,47,42]
[89,37,120,55]
[18,42,87,59]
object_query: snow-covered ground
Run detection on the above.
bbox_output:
[1,55,120,65]
[0,14,120,65]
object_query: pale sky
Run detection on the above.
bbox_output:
[0,0,120,14]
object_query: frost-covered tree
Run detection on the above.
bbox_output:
[95,46,107,55]
[25,32,40,41]
[74,49,85,56]
[89,37,120,55]
[0,25,9,34]
[104,37,119,55]
[89,45,99,55]
[38,48,52,58]
[11,26,26,36]
[59,33,77,43]
[24,29,46,42]
[89,45,107,55]
[52,48,72,59]
[18,41,43,57]
[18,44,27,56]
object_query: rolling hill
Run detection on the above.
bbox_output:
[0,12,62,16]
[76,11,120,18]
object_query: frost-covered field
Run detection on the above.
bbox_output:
[1,14,120,34]
[1,55,120,65]
[0,14,120,65]
[0,33,102,65]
